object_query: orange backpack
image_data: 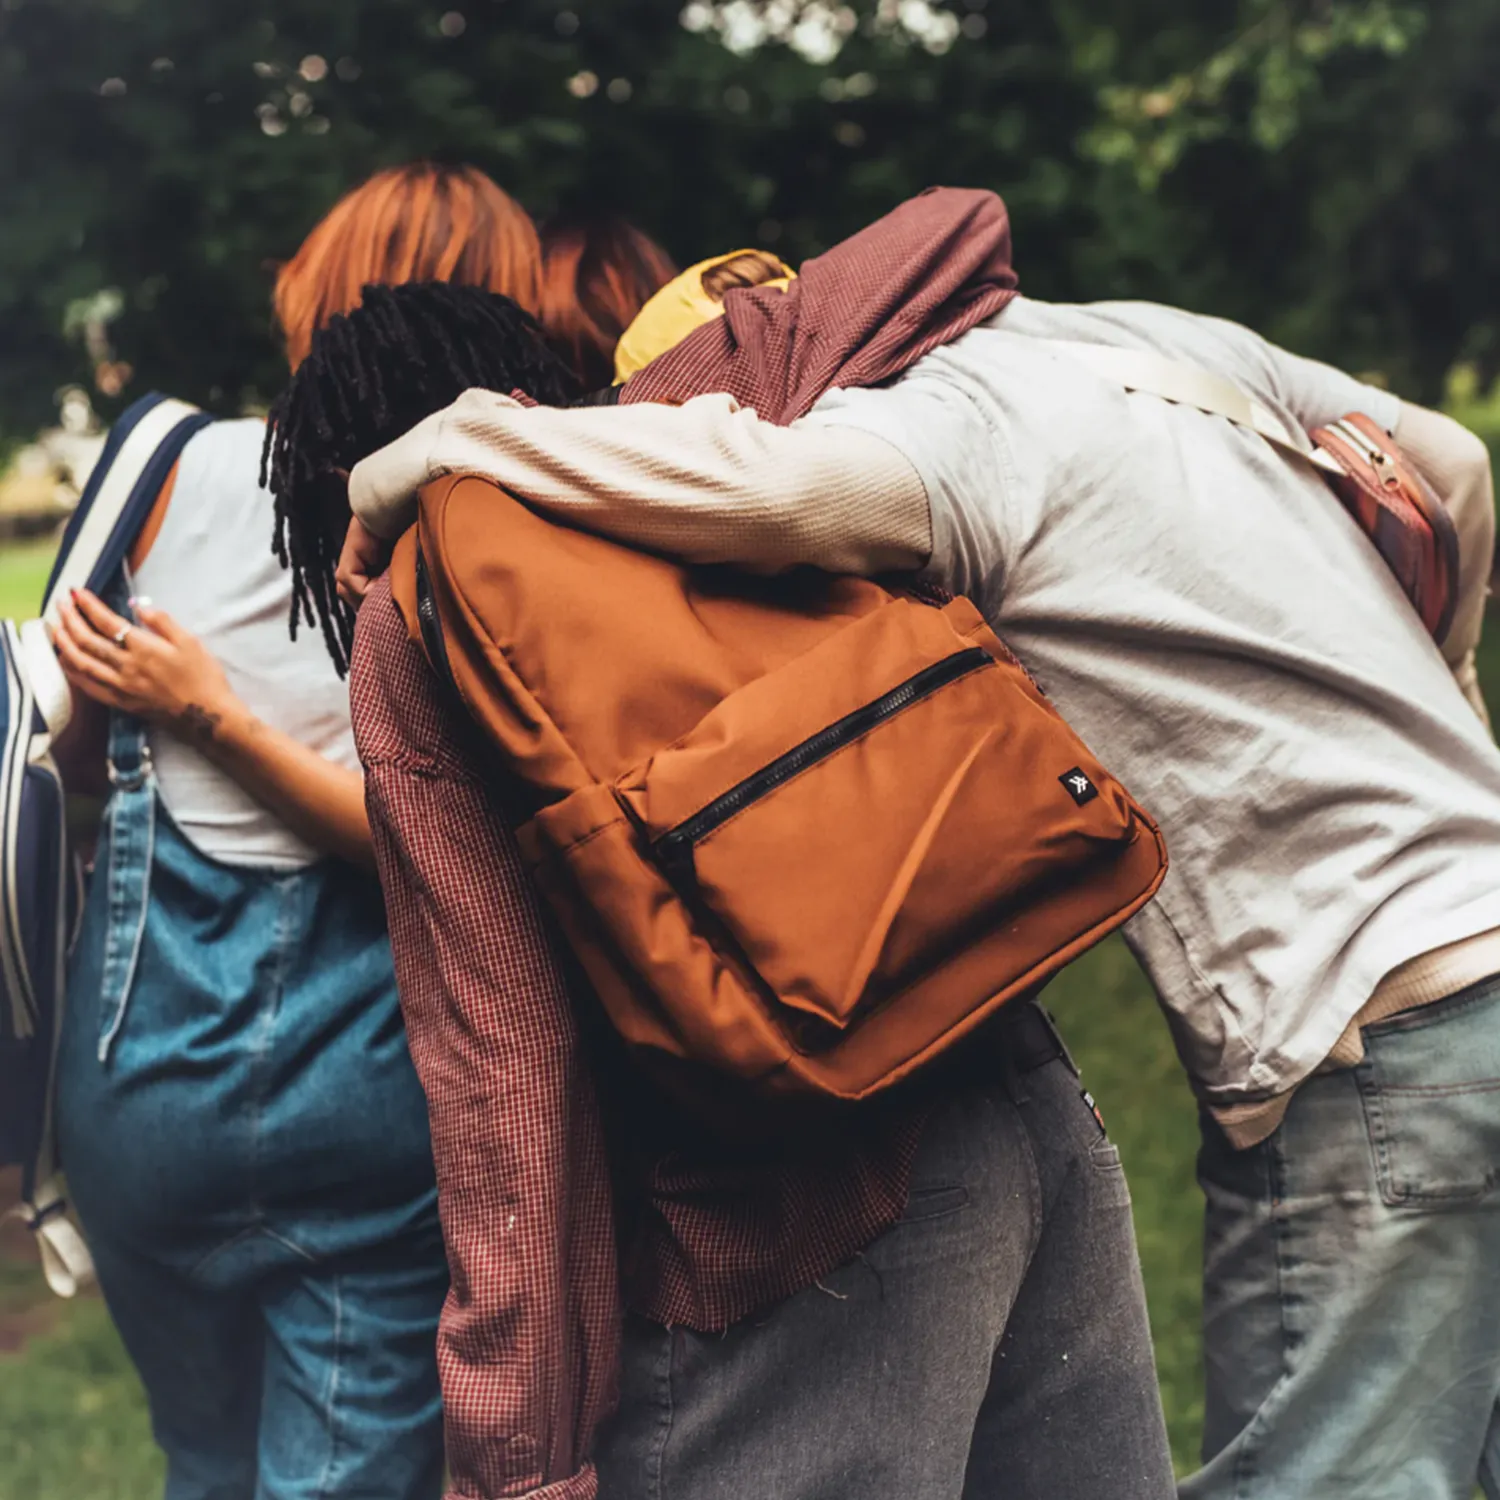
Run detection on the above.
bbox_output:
[390,474,1166,1104]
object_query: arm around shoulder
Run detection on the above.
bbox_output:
[350,388,933,576]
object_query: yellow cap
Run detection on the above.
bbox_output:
[612,249,795,384]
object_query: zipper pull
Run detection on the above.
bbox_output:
[654,833,698,892]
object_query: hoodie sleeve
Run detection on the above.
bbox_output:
[347,389,931,577]
[349,581,619,1500]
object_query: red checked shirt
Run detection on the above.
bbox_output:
[350,579,929,1500]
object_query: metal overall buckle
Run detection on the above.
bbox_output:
[106,743,154,792]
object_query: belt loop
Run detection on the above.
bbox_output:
[1001,1042,1031,1106]
[1039,1006,1082,1079]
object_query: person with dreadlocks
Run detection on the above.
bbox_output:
[45,162,584,1500]
[264,281,582,674]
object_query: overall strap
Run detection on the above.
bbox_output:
[97,579,155,1069]
[96,701,156,1067]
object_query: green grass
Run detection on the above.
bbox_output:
[1443,365,1500,471]
[0,1300,163,1499]
[1,522,1497,1493]
[0,536,57,617]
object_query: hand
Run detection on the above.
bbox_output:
[336,516,395,608]
[50,589,239,749]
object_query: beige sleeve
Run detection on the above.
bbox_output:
[347,389,932,577]
[1394,400,1495,728]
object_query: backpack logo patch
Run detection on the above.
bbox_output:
[1059,768,1097,806]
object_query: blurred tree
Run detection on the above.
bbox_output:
[0,0,1497,439]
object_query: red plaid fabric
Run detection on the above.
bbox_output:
[351,581,928,1498]
[622,186,1017,421]
[351,584,617,1500]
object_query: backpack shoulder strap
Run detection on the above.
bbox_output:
[21,395,213,739]
[1045,339,1346,477]
[42,393,214,617]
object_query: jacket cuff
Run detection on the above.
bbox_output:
[444,1463,598,1500]
[349,408,445,541]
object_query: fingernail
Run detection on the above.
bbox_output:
[132,596,152,609]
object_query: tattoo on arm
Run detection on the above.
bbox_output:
[176,703,222,746]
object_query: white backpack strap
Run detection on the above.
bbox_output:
[18,619,71,741]
[1047,339,1345,477]
[33,395,209,738]
[42,395,207,622]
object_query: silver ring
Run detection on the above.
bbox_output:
[112,624,132,648]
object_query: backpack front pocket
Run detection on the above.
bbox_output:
[613,598,1142,1041]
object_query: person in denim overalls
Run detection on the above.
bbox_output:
[50,430,447,1500]
[41,161,584,1500]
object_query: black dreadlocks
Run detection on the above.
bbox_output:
[262,281,581,674]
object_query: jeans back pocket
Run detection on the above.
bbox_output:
[1356,982,1500,1208]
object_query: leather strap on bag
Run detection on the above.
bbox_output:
[1049,340,1459,644]
[1047,339,1344,473]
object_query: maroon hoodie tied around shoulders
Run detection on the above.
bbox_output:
[620,186,1019,422]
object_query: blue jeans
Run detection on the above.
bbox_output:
[596,1021,1175,1499]
[1184,977,1500,1500]
[57,711,446,1500]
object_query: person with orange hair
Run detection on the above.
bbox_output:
[274,160,547,370]
[537,216,678,389]
[47,162,560,1500]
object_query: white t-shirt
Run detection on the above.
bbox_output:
[132,418,359,870]
[801,296,1500,1106]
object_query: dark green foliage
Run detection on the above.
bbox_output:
[1,1,1498,440]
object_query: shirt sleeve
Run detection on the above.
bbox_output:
[347,388,931,576]
[348,580,619,1500]
[1212,328,1493,714]
[799,372,1016,607]
[1394,399,1496,726]
[1223,329,1401,436]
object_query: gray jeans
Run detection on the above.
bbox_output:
[596,1018,1174,1499]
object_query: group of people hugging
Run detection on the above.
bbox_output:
[45,158,1500,1500]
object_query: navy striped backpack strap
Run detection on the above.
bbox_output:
[1,392,210,1296]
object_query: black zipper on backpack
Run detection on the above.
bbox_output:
[414,546,460,705]
[653,647,993,883]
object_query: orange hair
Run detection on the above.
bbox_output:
[273,162,544,369]
[538,217,677,389]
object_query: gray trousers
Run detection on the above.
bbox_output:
[596,1023,1174,1499]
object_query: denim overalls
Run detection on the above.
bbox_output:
[57,702,447,1500]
